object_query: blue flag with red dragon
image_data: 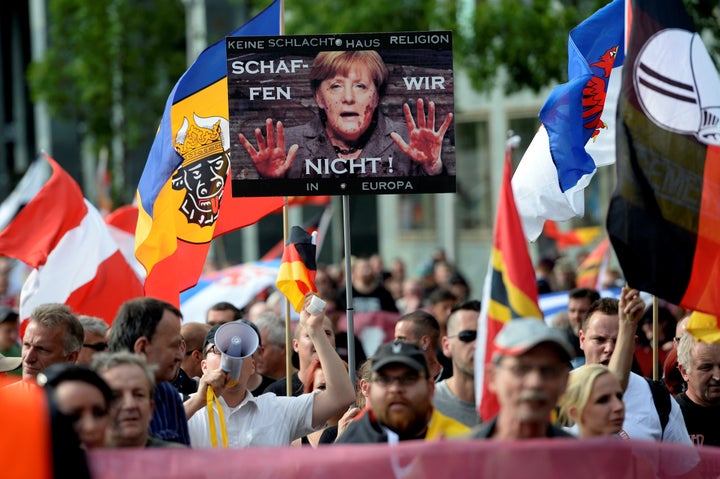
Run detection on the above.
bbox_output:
[512,0,625,241]
[540,0,624,193]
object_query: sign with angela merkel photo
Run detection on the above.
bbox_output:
[226,31,455,197]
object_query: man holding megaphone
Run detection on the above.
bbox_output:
[186,293,355,448]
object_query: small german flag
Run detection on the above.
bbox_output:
[276,226,318,312]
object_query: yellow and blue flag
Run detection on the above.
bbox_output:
[135,0,284,305]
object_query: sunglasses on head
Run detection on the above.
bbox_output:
[455,330,477,343]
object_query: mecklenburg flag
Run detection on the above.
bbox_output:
[276,226,318,312]
[135,0,284,306]
[575,237,610,289]
[606,0,720,316]
[512,0,624,241]
[475,140,543,422]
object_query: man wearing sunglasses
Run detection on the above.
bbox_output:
[436,300,481,427]
[76,315,109,365]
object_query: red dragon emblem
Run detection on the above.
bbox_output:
[583,46,618,140]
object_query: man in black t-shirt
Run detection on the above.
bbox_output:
[676,332,720,446]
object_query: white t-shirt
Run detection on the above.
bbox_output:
[568,372,691,444]
[188,390,319,448]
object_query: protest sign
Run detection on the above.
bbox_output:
[227,31,455,196]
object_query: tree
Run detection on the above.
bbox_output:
[27,0,719,203]
[27,0,187,203]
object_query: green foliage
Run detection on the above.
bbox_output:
[27,0,186,150]
[26,0,720,199]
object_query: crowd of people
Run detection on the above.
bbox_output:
[1,248,718,478]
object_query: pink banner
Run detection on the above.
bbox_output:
[89,437,717,479]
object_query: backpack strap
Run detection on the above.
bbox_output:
[644,377,671,440]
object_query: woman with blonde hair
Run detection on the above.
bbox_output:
[557,364,626,438]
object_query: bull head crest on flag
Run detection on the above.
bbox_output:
[172,115,230,227]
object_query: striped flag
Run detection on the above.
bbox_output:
[607,0,720,315]
[575,237,611,289]
[475,140,543,421]
[276,226,318,312]
[542,220,603,250]
[0,155,143,326]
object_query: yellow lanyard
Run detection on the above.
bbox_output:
[206,386,228,448]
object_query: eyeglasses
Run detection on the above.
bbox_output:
[204,344,221,357]
[450,330,477,343]
[83,342,108,352]
[497,362,568,380]
[371,373,424,387]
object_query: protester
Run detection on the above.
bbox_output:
[335,341,468,444]
[470,318,574,440]
[174,322,211,401]
[108,297,189,445]
[93,351,186,448]
[264,312,336,397]
[578,290,691,443]
[252,311,291,381]
[394,310,443,380]
[436,300,481,427]
[336,256,398,314]
[563,288,600,367]
[38,363,113,449]
[76,315,109,365]
[557,364,626,438]
[21,304,84,381]
[664,314,690,395]
[0,306,20,376]
[206,301,242,327]
[676,332,720,446]
[187,295,355,448]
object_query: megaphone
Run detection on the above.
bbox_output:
[214,320,259,381]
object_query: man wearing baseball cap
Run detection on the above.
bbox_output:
[471,318,575,440]
[336,340,469,444]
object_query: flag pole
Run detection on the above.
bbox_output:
[342,194,356,387]
[282,196,293,396]
[652,296,659,380]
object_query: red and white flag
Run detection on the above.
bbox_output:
[0,154,144,327]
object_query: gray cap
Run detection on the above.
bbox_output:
[493,318,575,362]
[0,353,21,373]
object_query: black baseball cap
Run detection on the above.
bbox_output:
[371,341,429,376]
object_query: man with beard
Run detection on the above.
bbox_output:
[335,341,468,444]
[471,318,574,439]
[109,297,189,445]
[676,332,720,446]
[578,291,690,443]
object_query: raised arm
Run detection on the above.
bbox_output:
[300,293,355,428]
[609,286,645,391]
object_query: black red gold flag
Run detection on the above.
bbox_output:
[276,226,318,312]
[607,0,720,314]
